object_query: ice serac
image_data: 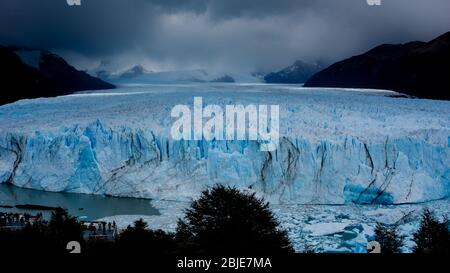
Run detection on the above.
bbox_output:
[0,119,448,204]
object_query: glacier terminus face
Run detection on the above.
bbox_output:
[0,84,449,205]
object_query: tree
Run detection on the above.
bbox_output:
[116,218,176,254]
[176,184,293,254]
[46,207,84,252]
[413,209,449,254]
[374,222,404,253]
[84,238,116,255]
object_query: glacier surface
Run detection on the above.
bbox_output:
[0,84,449,204]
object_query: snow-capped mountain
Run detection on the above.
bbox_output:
[118,64,152,79]
[91,62,262,84]
[0,84,448,204]
[113,67,214,84]
[264,60,324,84]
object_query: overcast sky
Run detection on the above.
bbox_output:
[1,0,449,73]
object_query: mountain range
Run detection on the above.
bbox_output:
[95,64,258,84]
[3,31,449,103]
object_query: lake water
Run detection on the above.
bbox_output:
[0,183,159,221]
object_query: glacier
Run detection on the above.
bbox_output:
[0,84,449,204]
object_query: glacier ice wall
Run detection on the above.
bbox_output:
[1,120,448,204]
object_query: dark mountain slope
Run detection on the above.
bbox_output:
[305,32,450,100]
[0,46,50,105]
[0,46,115,105]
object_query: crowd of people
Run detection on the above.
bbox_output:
[84,221,117,237]
[1,211,117,239]
[0,212,44,227]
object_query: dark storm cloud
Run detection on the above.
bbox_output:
[1,0,449,72]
